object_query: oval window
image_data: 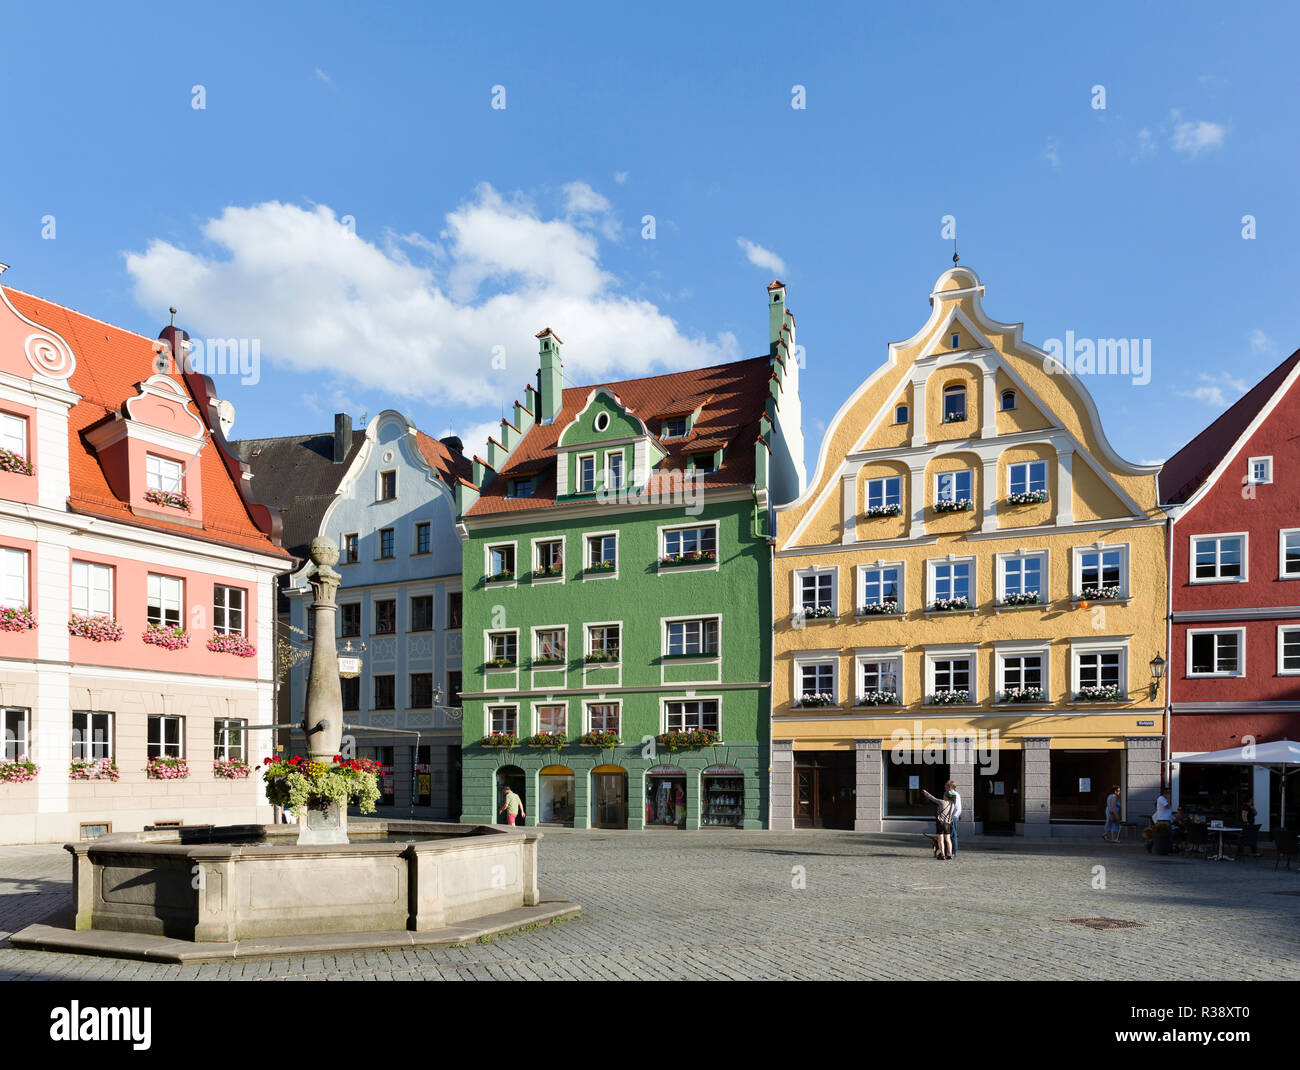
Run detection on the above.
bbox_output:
[594,412,610,432]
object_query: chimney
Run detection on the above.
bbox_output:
[333,413,352,463]
[440,435,464,453]
[767,280,787,349]
[536,328,564,425]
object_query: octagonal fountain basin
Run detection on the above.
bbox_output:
[65,820,549,942]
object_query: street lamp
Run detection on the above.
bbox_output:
[1148,653,1167,700]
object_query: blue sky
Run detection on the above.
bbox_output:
[2,1,1297,474]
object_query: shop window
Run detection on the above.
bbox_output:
[2,707,30,760]
[1188,630,1243,676]
[884,750,950,817]
[1191,534,1245,583]
[374,599,396,635]
[359,745,395,805]
[147,714,184,758]
[412,745,432,807]
[72,711,112,760]
[702,767,744,827]
[540,766,575,825]
[213,718,245,761]
[1049,750,1120,822]
[646,768,686,828]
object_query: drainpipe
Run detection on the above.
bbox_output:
[1164,510,1175,797]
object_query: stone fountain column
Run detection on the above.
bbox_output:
[299,536,348,844]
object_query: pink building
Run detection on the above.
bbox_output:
[0,268,290,843]
[1161,348,1300,830]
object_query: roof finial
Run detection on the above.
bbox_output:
[952,238,959,266]
[169,306,177,327]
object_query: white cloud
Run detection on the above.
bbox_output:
[314,67,333,85]
[1133,128,1156,161]
[1042,137,1061,170]
[1248,329,1278,358]
[613,171,629,184]
[1170,114,1227,157]
[124,188,740,410]
[561,181,620,240]
[1178,371,1247,408]
[436,419,502,461]
[736,238,786,277]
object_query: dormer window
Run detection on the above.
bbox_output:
[692,454,716,475]
[662,418,687,439]
[511,478,535,498]
[146,455,183,494]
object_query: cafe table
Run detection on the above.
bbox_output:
[1207,825,1241,862]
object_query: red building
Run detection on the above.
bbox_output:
[1160,349,1300,830]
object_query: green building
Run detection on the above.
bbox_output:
[456,282,805,829]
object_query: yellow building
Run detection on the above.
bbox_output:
[772,266,1167,837]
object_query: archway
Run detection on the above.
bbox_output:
[496,765,526,824]
[539,765,575,826]
[591,764,628,829]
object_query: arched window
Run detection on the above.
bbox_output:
[894,404,909,424]
[942,384,966,423]
[1000,389,1017,411]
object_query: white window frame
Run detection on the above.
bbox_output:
[1277,626,1300,676]
[661,418,687,439]
[942,384,966,421]
[378,469,398,501]
[72,711,114,761]
[213,717,246,761]
[585,700,622,734]
[934,469,973,504]
[532,701,568,736]
[996,549,1048,602]
[147,713,185,758]
[0,548,29,610]
[0,412,27,458]
[1,707,29,760]
[865,476,902,511]
[1000,389,1017,411]
[532,624,568,665]
[854,646,904,706]
[586,620,622,661]
[659,522,719,566]
[1072,542,1130,599]
[857,560,904,613]
[145,453,183,493]
[924,645,977,704]
[71,561,114,618]
[792,651,840,707]
[576,453,597,493]
[1007,460,1048,496]
[1279,529,1300,580]
[487,704,519,736]
[531,536,565,583]
[1189,532,1248,584]
[583,529,619,576]
[1186,627,1246,678]
[485,628,520,666]
[995,640,1050,702]
[1069,637,1129,698]
[793,566,838,616]
[1248,456,1273,485]
[663,615,721,658]
[927,556,975,605]
[605,450,625,492]
[661,696,721,735]
[146,573,183,628]
[485,541,518,586]
[213,584,246,636]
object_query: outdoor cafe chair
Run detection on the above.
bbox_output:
[1185,822,1210,859]
[1272,828,1298,872]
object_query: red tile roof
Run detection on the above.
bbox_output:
[1160,347,1300,505]
[466,356,771,517]
[4,287,289,557]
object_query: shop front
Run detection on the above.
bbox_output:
[1049,749,1121,825]
[794,751,855,829]
[645,766,687,828]
[702,765,745,827]
[496,765,526,822]
[539,765,576,826]
[592,765,628,829]
[972,750,1022,834]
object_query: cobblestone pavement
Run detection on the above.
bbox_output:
[1,830,1297,980]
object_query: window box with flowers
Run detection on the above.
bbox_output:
[857,690,900,707]
[933,498,974,513]
[863,503,902,519]
[207,633,257,657]
[1077,586,1123,602]
[579,730,622,748]
[68,614,125,642]
[998,593,1041,608]
[583,560,616,576]
[942,412,966,424]
[1075,685,1125,703]
[262,754,380,817]
[659,550,717,569]
[928,596,971,613]
[533,562,564,579]
[487,569,515,584]
[0,607,36,632]
[795,693,836,708]
[485,657,517,670]
[584,651,620,665]
[928,690,972,706]
[1002,687,1045,704]
[142,624,189,650]
[480,733,519,749]
[797,605,835,621]
[144,488,191,512]
[0,758,38,783]
[146,756,190,780]
[656,729,720,751]
[1005,490,1049,506]
[70,758,119,781]
[858,600,900,616]
[214,758,251,779]
[525,732,567,751]
[0,447,34,476]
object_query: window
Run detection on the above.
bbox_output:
[447,592,462,629]
[1000,653,1044,697]
[662,418,687,439]
[487,543,515,581]
[931,658,971,696]
[344,533,359,563]
[588,623,620,660]
[942,384,966,422]
[447,670,462,706]
[512,477,536,498]
[341,603,361,638]
[593,412,610,433]
[1192,534,1245,582]
[1188,630,1243,676]
[577,454,596,493]
[860,565,901,611]
[145,454,183,493]
[587,533,617,571]
[606,452,624,491]
[535,704,566,734]
[588,702,620,733]
[665,699,719,733]
[1000,553,1045,601]
[0,548,27,609]
[380,470,397,500]
[410,673,434,708]
[1008,461,1047,496]
[799,571,835,614]
[894,404,909,424]
[378,528,395,559]
[930,560,972,603]
[1000,389,1017,411]
[666,617,719,657]
[1281,531,1300,578]
[341,676,360,711]
[488,631,518,664]
[1248,457,1272,485]
[866,477,901,511]
[692,453,716,474]
[147,714,183,758]
[534,627,566,663]
[1077,547,1126,597]
[1076,650,1122,692]
[950,333,960,349]
[798,662,835,704]
[0,413,26,458]
[213,718,245,761]
[373,675,395,709]
[935,469,973,505]
[71,561,113,617]
[489,706,518,735]
[663,524,716,560]
[213,585,245,635]
[146,574,182,627]
[415,522,431,554]
[72,711,112,760]
[374,599,396,635]
[859,658,900,702]
[1280,628,1300,675]
[2,708,29,760]
[410,595,433,631]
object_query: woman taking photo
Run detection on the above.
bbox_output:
[921,785,957,859]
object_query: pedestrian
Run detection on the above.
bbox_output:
[921,785,956,860]
[1239,795,1260,857]
[498,785,525,826]
[1103,784,1122,842]
[946,780,963,856]
[1146,785,1172,853]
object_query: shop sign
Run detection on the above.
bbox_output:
[1137,720,1155,727]
[703,765,743,775]
[647,765,685,776]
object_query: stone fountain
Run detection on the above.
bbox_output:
[11,537,578,961]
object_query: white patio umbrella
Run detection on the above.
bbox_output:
[1170,739,1300,828]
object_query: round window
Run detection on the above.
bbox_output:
[594,412,610,432]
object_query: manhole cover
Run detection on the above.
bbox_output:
[1062,917,1146,930]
